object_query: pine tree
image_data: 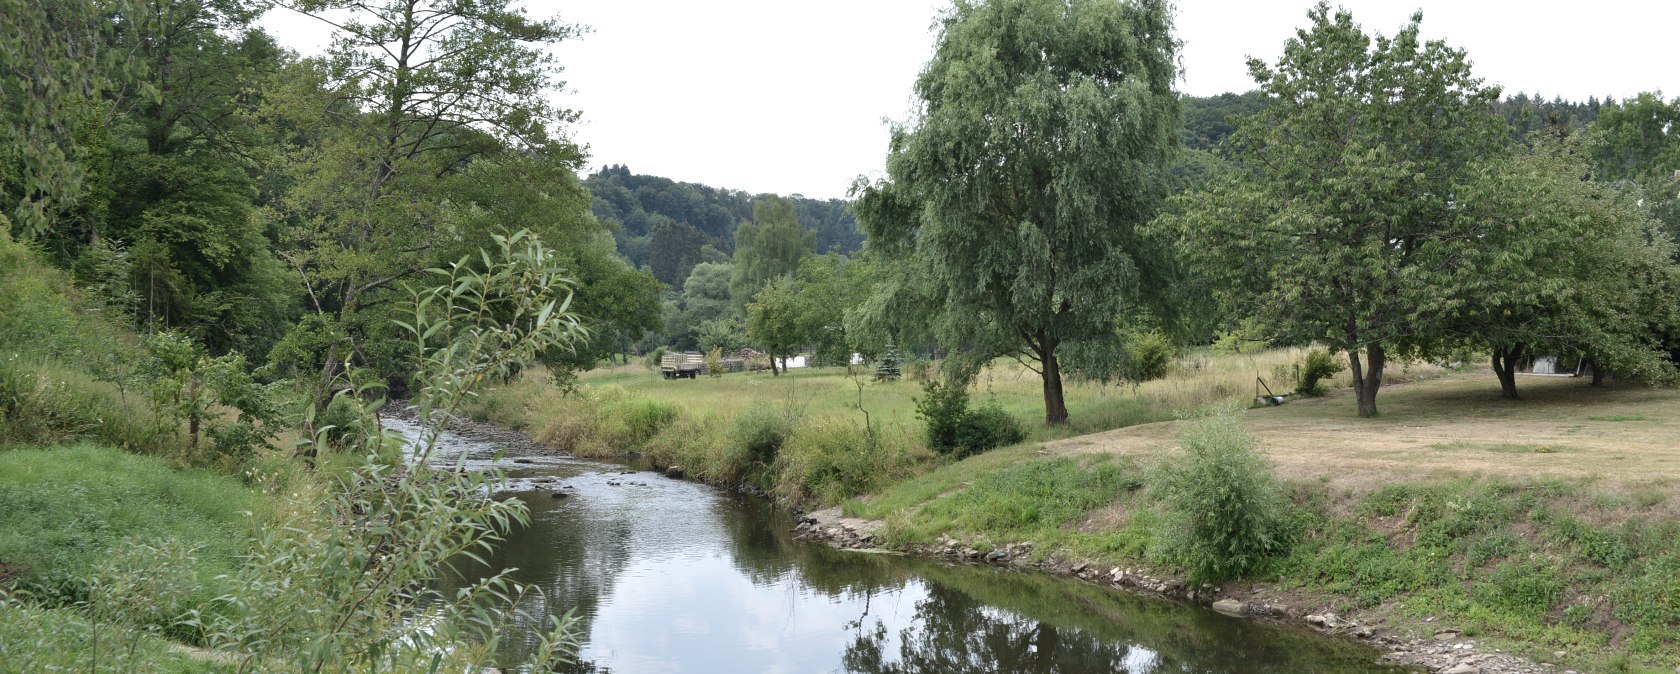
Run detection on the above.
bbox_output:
[874,342,903,382]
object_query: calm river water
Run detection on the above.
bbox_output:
[400,418,1410,674]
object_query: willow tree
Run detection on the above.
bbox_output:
[1160,4,1508,417]
[855,0,1180,425]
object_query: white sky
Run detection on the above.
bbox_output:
[261,1,1680,200]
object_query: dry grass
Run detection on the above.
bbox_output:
[1047,369,1680,491]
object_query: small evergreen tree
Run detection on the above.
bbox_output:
[874,342,902,381]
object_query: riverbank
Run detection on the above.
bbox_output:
[468,365,1680,674]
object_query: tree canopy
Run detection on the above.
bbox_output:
[1161,3,1509,417]
[856,0,1181,425]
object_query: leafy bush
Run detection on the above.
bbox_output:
[914,380,970,454]
[1296,348,1346,396]
[958,404,1026,453]
[1154,411,1294,584]
[1125,332,1174,382]
[915,381,1026,457]
[728,403,798,468]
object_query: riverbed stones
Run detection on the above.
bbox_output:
[1443,664,1480,674]
[664,466,685,479]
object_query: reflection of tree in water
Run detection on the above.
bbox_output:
[845,582,1137,673]
[845,563,1411,674]
[438,490,636,670]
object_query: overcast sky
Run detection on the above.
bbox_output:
[261,1,1680,200]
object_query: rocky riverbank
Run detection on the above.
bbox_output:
[793,507,1576,674]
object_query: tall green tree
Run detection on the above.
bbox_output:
[854,0,1180,425]
[745,275,805,376]
[0,0,144,239]
[730,196,813,311]
[269,0,591,387]
[1160,4,1508,417]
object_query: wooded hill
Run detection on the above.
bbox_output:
[587,166,864,286]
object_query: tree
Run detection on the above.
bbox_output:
[269,0,591,389]
[648,219,709,287]
[854,0,1180,425]
[0,0,142,239]
[745,275,806,376]
[1448,137,1680,398]
[730,196,813,311]
[1160,4,1509,417]
[1591,92,1680,256]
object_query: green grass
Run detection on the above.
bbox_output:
[0,444,254,625]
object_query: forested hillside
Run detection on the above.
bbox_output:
[586,166,863,285]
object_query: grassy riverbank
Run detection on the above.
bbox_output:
[843,374,1680,673]
[471,358,1679,672]
[464,347,1445,504]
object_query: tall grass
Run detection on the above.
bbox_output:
[0,238,173,454]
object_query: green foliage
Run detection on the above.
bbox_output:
[1296,348,1346,397]
[729,403,799,469]
[139,331,281,462]
[1160,3,1511,417]
[914,380,1026,457]
[189,229,586,672]
[1153,411,1293,584]
[1125,332,1174,382]
[855,0,1181,425]
[745,274,807,371]
[731,196,814,311]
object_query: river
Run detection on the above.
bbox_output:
[401,418,1411,674]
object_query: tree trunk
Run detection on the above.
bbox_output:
[1041,344,1068,425]
[1589,360,1607,387]
[1490,344,1524,400]
[770,354,780,377]
[1347,342,1385,417]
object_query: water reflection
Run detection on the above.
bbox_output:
[406,419,1408,674]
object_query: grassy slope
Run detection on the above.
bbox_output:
[0,444,255,610]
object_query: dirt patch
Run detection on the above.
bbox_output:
[1045,371,1680,492]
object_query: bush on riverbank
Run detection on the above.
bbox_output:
[1153,410,1294,584]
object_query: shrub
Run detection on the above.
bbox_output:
[1296,348,1346,396]
[957,404,1026,453]
[1154,410,1293,584]
[1125,332,1174,382]
[728,403,798,469]
[914,380,970,454]
[915,381,1026,457]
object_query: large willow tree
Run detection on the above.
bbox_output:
[855,0,1180,425]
